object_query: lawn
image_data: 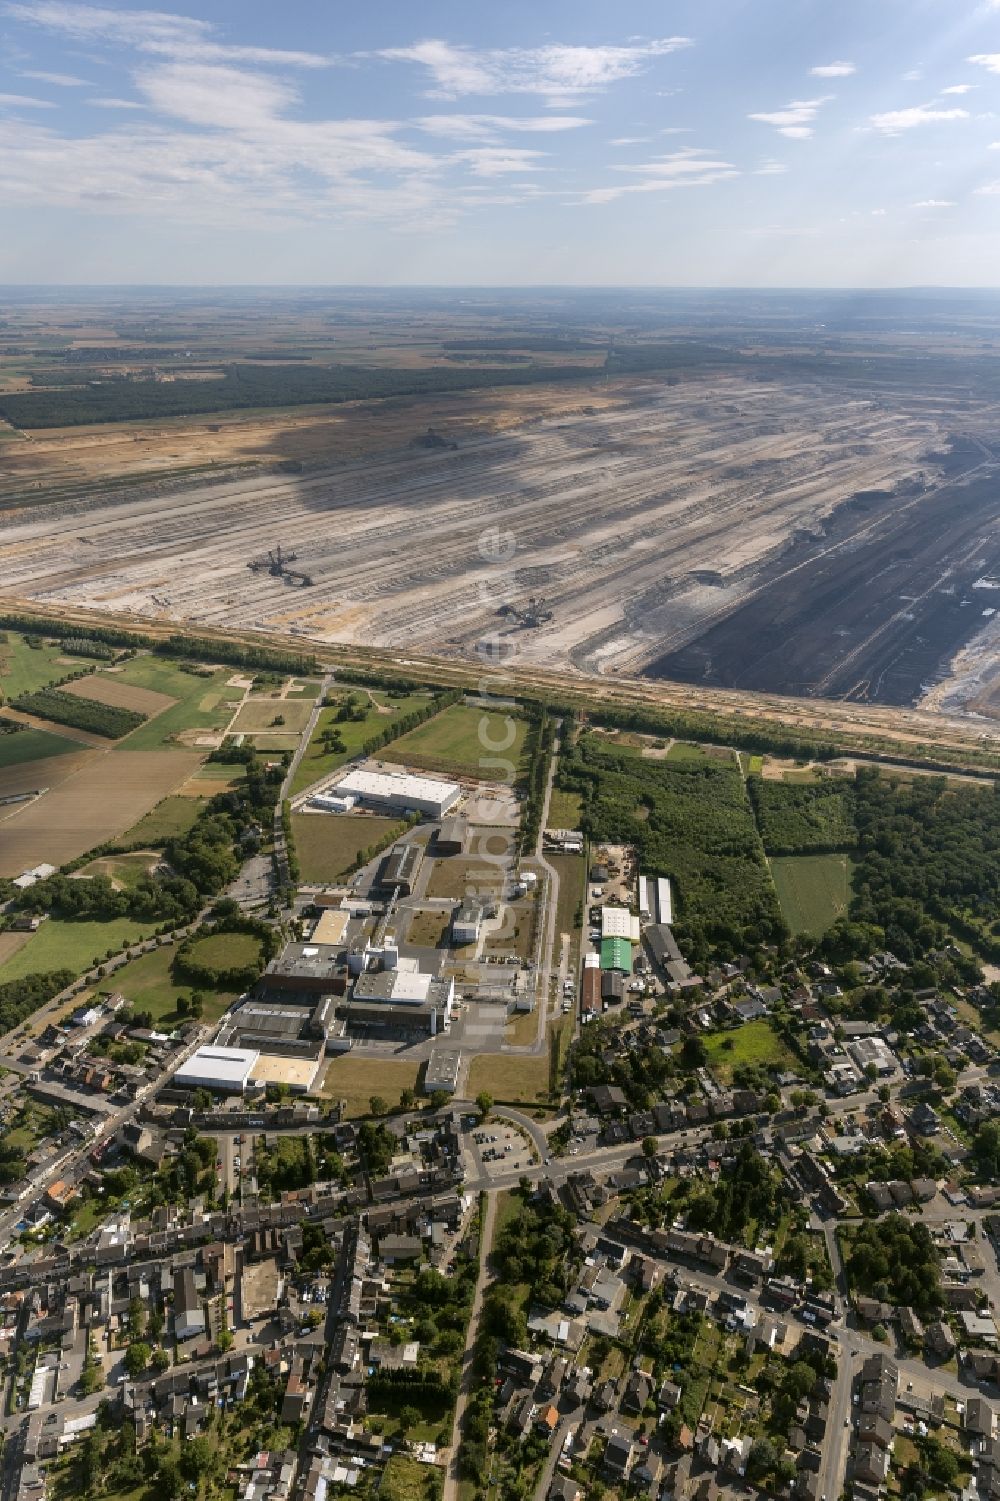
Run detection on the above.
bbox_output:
[119,795,205,845]
[76,944,237,1028]
[666,741,717,762]
[0,634,100,699]
[703,1019,797,1081]
[289,688,431,795]
[0,915,158,985]
[104,656,236,750]
[184,929,264,970]
[320,1056,423,1116]
[467,1051,549,1105]
[230,698,314,735]
[0,727,79,768]
[425,855,505,901]
[549,851,585,972]
[406,909,451,948]
[387,702,532,782]
[546,786,583,828]
[769,853,851,936]
[77,851,162,889]
[292,812,405,882]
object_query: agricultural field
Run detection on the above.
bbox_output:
[0,727,80,770]
[76,945,237,1028]
[320,1055,422,1116]
[289,687,432,795]
[385,703,532,781]
[0,915,157,986]
[291,812,404,882]
[769,853,852,936]
[101,657,239,751]
[702,1020,798,1082]
[60,673,177,717]
[0,749,202,876]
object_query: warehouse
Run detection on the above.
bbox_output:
[377,842,422,896]
[334,768,461,819]
[173,1045,260,1094]
[602,906,641,942]
[601,937,633,974]
[308,792,357,813]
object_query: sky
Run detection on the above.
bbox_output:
[3,0,1000,285]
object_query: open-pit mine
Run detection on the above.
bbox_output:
[2,371,1000,713]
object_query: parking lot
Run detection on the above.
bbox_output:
[470,1121,537,1177]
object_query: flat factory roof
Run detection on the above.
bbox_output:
[250,1054,323,1091]
[337,768,460,805]
[312,909,350,946]
[175,1045,259,1087]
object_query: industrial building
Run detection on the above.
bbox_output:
[334,768,461,819]
[435,817,468,855]
[308,792,357,813]
[424,1047,462,1095]
[602,906,641,942]
[215,996,334,1094]
[638,874,672,925]
[451,901,482,946]
[645,924,702,993]
[601,937,633,974]
[258,943,348,1000]
[346,964,454,1036]
[173,1045,260,1094]
[377,842,423,896]
[310,909,350,947]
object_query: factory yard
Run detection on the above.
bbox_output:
[5,371,1000,710]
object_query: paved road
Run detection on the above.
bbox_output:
[443,1190,497,1501]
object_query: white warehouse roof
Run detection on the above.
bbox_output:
[335,768,461,814]
[174,1045,259,1091]
[602,906,641,942]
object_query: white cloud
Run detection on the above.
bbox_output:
[748,96,832,139]
[868,103,969,135]
[87,96,142,108]
[449,146,546,176]
[0,90,55,106]
[136,62,299,129]
[902,69,923,83]
[975,180,1000,195]
[969,54,1000,76]
[415,113,591,140]
[810,61,855,78]
[609,135,651,145]
[941,84,975,94]
[581,147,737,203]
[375,37,692,105]
[19,67,88,84]
[5,2,331,67]
[660,126,693,135]
[912,198,955,207]
[753,159,788,175]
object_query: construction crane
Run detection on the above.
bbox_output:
[247,543,313,587]
[496,595,553,628]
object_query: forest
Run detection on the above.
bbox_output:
[749,777,857,854]
[0,358,594,428]
[844,1214,941,1318]
[849,768,1000,961]
[558,735,785,965]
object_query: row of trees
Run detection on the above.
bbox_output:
[11,685,146,738]
[0,612,318,675]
